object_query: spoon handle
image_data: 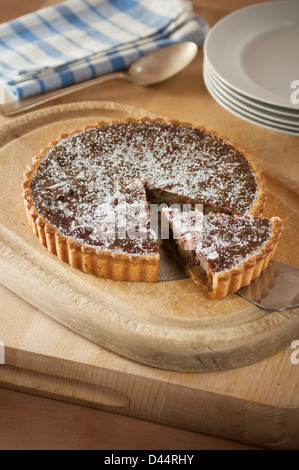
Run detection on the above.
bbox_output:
[0,71,127,116]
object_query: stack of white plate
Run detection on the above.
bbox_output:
[203,0,299,135]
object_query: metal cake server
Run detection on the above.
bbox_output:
[236,261,299,311]
[158,246,299,311]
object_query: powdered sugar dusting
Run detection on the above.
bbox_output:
[30,120,259,255]
[163,208,272,273]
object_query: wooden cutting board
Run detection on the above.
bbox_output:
[1,100,299,371]
[0,101,299,449]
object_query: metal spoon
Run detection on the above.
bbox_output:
[0,42,198,116]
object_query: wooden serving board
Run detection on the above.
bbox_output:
[0,101,299,372]
[1,101,299,449]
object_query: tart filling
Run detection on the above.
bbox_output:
[22,117,266,285]
[161,208,284,299]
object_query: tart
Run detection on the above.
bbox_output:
[161,208,283,299]
[22,117,266,284]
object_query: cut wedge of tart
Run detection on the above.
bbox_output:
[22,117,266,284]
[161,208,284,299]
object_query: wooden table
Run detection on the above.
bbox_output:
[0,0,298,451]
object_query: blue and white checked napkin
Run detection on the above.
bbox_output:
[0,0,208,101]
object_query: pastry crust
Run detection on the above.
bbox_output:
[162,211,284,300]
[22,117,266,284]
[189,217,283,299]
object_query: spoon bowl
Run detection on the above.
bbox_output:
[0,42,198,115]
[127,42,198,86]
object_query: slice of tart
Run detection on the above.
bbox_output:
[22,117,266,283]
[161,208,283,299]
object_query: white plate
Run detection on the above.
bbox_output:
[204,0,299,110]
[204,56,299,119]
[204,60,299,126]
[207,69,299,133]
[203,66,299,135]
[204,67,299,134]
